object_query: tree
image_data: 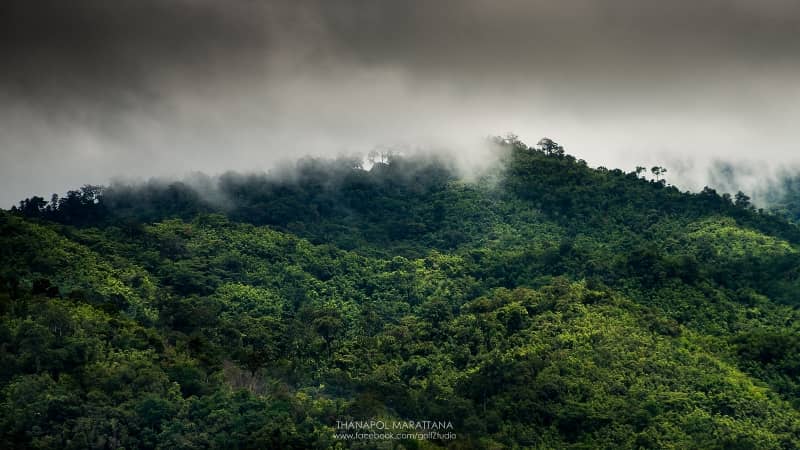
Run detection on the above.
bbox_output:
[735,191,753,209]
[239,317,286,375]
[651,166,667,183]
[537,138,565,157]
[14,196,48,217]
[503,132,520,145]
[367,148,395,165]
[312,309,343,358]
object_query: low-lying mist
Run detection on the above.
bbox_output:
[3,1,800,208]
[8,135,800,217]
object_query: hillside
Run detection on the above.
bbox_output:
[3,139,800,449]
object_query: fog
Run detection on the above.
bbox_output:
[2,0,799,206]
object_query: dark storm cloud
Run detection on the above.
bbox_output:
[2,0,800,206]
[0,0,274,106]
[5,0,800,95]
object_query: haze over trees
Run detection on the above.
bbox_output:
[3,138,800,448]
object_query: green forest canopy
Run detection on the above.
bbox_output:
[2,138,800,448]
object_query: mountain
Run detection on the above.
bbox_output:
[3,139,800,449]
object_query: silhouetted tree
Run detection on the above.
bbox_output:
[651,166,667,183]
[735,191,753,209]
[537,137,565,157]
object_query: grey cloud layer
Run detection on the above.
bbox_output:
[2,0,799,205]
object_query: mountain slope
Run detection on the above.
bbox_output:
[3,140,800,448]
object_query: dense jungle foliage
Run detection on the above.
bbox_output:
[3,138,800,449]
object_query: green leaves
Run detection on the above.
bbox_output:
[5,145,800,448]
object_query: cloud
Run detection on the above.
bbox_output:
[1,0,799,206]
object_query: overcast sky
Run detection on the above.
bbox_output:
[2,0,799,206]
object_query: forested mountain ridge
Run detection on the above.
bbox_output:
[3,139,800,449]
